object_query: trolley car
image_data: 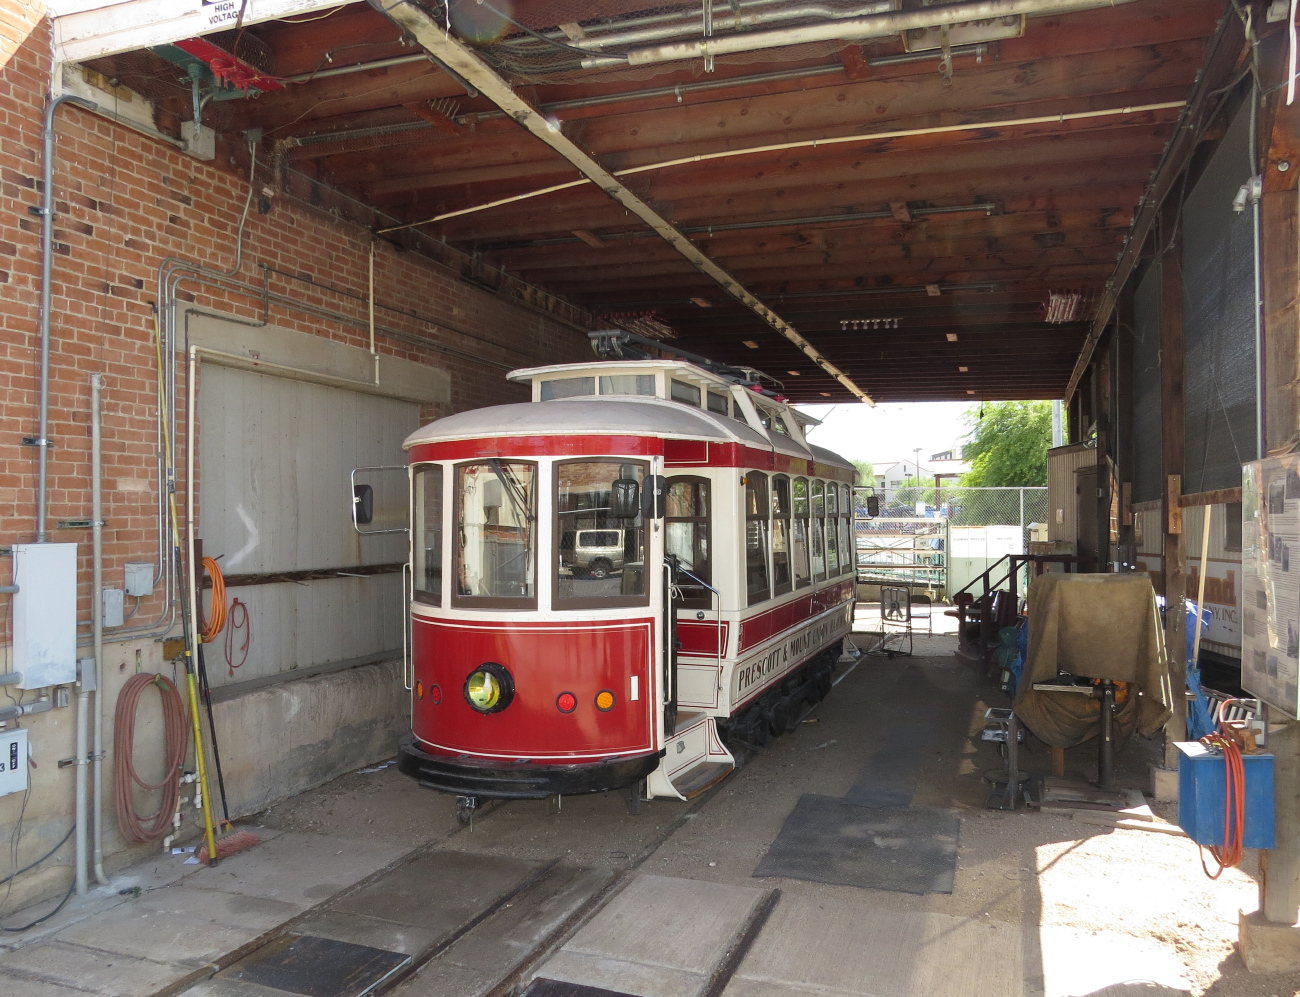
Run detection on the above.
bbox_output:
[395,335,857,811]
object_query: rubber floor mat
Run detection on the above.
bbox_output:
[754,794,960,895]
[842,723,934,808]
[520,981,639,997]
[222,934,411,997]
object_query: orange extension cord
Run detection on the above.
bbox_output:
[1198,725,1246,879]
[113,673,189,844]
[199,555,227,643]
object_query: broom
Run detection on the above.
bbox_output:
[196,828,260,864]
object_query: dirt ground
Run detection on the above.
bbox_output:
[251,630,1293,997]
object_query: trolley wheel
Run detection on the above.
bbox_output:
[588,558,613,579]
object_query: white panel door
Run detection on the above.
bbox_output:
[197,364,417,686]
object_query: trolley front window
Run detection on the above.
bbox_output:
[666,477,711,609]
[413,464,443,605]
[555,460,648,609]
[454,461,537,608]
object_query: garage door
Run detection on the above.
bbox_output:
[198,363,416,688]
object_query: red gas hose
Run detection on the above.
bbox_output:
[114,673,189,844]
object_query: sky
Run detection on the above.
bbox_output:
[795,401,978,469]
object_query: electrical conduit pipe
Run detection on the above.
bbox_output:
[623,0,1138,65]
[90,374,107,886]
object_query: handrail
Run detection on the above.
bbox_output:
[952,553,1098,603]
[673,562,723,672]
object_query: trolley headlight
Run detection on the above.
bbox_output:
[464,662,514,714]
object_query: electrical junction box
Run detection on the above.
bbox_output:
[1177,741,1275,849]
[124,562,153,598]
[102,588,124,628]
[12,544,77,690]
[0,729,28,797]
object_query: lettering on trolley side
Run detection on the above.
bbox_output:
[732,616,843,699]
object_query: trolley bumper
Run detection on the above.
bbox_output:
[397,733,661,799]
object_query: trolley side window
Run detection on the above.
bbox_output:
[413,464,443,605]
[792,477,811,589]
[746,473,771,606]
[772,475,792,596]
[810,480,826,582]
[666,477,711,610]
[825,481,839,575]
[554,459,649,609]
[453,461,537,608]
[706,391,730,417]
[840,484,854,576]
[670,379,702,407]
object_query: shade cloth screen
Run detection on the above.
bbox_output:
[1131,259,1162,503]
[1182,103,1258,492]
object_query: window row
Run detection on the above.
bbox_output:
[744,473,855,607]
[411,462,853,613]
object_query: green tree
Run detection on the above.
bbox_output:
[961,401,1052,487]
[850,458,874,487]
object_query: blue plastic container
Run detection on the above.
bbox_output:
[1176,741,1275,849]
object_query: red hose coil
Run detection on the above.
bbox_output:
[114,672,189,844]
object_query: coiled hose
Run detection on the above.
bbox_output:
[200,555,227,642]
[114,673,189,843]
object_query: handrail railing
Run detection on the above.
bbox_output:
[952,553,1098,605]
[673,562,723,672]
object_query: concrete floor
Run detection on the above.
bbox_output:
[0,624,1288,997]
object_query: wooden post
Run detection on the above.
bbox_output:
[1159,199,1187,769]
[1257,77,1300,934]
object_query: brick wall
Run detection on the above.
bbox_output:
[0,5,591,910]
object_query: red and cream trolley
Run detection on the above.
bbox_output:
[396,340,857,811]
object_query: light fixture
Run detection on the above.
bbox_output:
[967,389,976,395]
[840,317,901,331]
[690,296,712,308]
[595,689,616,712]
[959,366,968,372]
[926,284,941,297]
[464,662,515,714]
[945,333,958,342]
[742,340,759,349]
[787,370,801,376]
[819,392,832,397]
[556,691,577,713]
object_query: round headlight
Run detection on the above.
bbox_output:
[464,662,514,714]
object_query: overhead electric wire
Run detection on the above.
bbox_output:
[460,0,631,62]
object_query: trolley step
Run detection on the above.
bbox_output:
[646,712,735,801]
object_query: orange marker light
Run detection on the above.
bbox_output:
[595,690,616,712]
[415,681,424,700]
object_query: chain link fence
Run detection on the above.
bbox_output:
[853,487,1049,596]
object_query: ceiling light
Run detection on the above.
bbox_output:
[967,389,976,395]
[820,392,832,397]
[926,284,941,297]
[787,370,801,376]
[690,296,712,308]
[742,340,759,349]
[945,333,958,342]
[840,317,901,331]
[959,366,968,372]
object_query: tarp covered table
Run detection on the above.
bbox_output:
[1012,573,1172,749]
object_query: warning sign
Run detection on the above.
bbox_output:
[202,0,245,29]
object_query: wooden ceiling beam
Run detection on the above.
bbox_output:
[420,159,1161,242]
[319,86,1186,190]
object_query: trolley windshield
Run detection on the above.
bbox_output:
[454,461,537,607]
